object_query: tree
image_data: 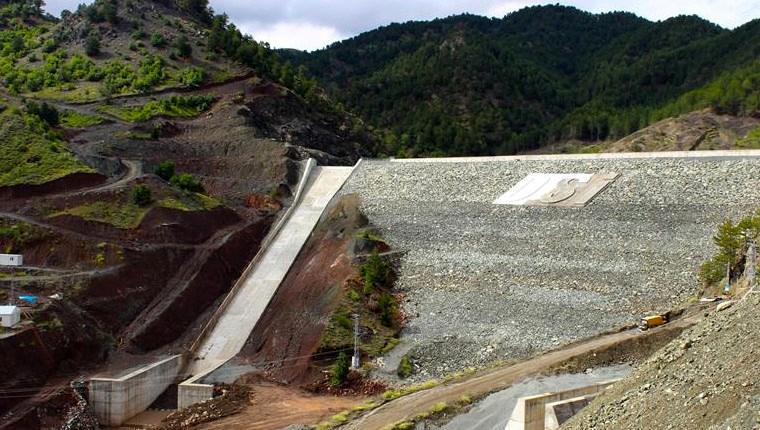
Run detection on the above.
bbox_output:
[174,35,192,58]
[361,251,388,295]
[170,173,203,192]
[26,102,59,126]
[132,185,152,206]
[150,33,166,48]
[397,355,413,378]
[155,161,175,181]
[85,33,101,57]
[330,352,350,386]
[10,36,24,53]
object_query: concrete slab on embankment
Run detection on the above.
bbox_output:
[177,161,356,408]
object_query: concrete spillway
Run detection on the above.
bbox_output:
[178,161,355,407]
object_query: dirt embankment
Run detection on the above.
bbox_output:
[0,172,106,202]
[232,194,368,384]
[126,216,275,352]
[0,300,111,422]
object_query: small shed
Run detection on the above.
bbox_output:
[0,254,23,267]
[0,306,21,328]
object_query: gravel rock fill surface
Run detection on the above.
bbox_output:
[342,158,760,381]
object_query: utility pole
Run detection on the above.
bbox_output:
[351,314,360,369]
[9,285,14,306]
[724,262,731,294]
[747,241,757,289]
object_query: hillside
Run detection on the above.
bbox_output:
[0,0,373,427]
[283,5,760,156]
[564,291,760,429]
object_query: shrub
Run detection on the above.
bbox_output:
[132,185,152,206]
[378,293,395,327]
[361,251,388,294]
[155,161,175,181]
[174,35,192,58]
[85,33,101,57]
[26,102,59,126]
[178,67,204,87]
[150,33,166,48]
[133,55,165,92]
[334,313,352,330]
[170,173,203,192]
[330,352,350,386]
[397,355,413,378]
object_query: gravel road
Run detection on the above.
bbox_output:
[343,157,760,380]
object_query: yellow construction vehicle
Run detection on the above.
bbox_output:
[638,314,667,331]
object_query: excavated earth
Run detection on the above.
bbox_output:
[342,157,760,381]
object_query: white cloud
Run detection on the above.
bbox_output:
[240,21,347,51]
[486,1,541,17]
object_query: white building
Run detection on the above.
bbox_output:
[0,254,23,267]
[0,306,21,328]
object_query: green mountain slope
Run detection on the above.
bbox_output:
[283,5,760,156]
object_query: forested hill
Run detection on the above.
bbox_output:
[282,5,760,156]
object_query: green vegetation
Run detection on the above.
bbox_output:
[60,111,104,128]
[150,33,166,48]
[85,32,101,57]
[132,185,152,206]
[0,220,48,253]
[361,251,390,295]
[178,67,205,87]
[0,106,93,187]
[155,161,176,181]
[158,193,220,211]
[699,210,760,287]
[25,101,59,126]
[174,35,192,58]
[170,173,203,192]
[51,201,150,229]
[285,6,760,156]
[737,126,760,149]
[397,354,413,378]
[98,95,214,122]
[330,352,350,386]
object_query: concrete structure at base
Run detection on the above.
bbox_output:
[0,305,20,327]
[0,254,23,266]
[177,159,359,409]
[505,379,619,430]
[544,395,598,429]
[88,355,184,426]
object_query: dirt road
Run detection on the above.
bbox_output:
[198,383,361,430]
[346,315,700,430]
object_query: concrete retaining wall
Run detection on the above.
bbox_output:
[544,394,598,429]
[505,379,618,430]
[89,355,184,426]
[177,372,215,410]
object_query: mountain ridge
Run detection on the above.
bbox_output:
[282,5,760,156]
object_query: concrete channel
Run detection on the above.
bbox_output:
[177,160,357,408]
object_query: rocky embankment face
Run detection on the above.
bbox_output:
[563,294,760,429]
[343,157,760,381]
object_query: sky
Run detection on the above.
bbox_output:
[44,0,760,51]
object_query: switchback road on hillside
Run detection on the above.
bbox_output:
[346,314,701,430]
